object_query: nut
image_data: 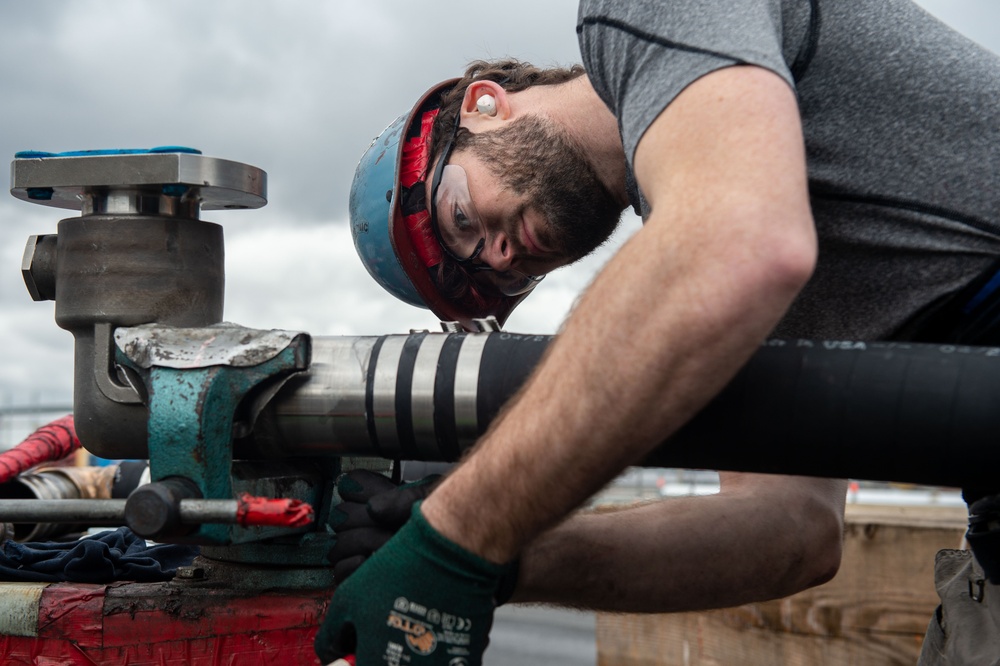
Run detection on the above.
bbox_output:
[21,234,57,302]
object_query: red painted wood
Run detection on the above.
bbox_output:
[101,584,330,646]
[1,581,330,664]
[0,627,323,665]
[36,583,105,648]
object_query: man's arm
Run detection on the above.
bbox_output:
[422,65,818,572]
[512,472,847,611]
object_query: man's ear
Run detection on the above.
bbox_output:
[460,80,512,132]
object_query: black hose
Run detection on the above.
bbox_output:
[644,340,999,487]
[269,335,1000,488]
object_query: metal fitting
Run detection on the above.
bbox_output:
[11,148,269,459]
[472,316,501,332]
[21,234,57,302]
[175,566,206,580]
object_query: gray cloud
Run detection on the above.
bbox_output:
[0,1,583,223]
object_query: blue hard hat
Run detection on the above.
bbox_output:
[350,112,420,309]
[349,80,528,330]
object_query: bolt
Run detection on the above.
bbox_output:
[21,234,57,302]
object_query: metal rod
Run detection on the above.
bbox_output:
[0,499,127,524]
[0,498,242,526]
[178,499,238,524]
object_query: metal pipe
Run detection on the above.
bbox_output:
[255,332,546,461]
[2,473,87,539]
[0,463,146,541]
[256,334,1000,489]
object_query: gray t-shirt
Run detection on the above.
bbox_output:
[578,0,1000,340]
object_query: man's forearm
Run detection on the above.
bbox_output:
[513,475,848,612]
[421,207,811,563]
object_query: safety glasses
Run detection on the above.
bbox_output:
[428,112,543,297]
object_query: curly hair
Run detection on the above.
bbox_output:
[429,59,586,161]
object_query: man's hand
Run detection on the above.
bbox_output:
[329,470,441,580]
[316,503,512,666]
[329,470,522,608]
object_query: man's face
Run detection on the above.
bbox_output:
[427,114,622,280]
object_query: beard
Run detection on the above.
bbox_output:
[460,115,623,264]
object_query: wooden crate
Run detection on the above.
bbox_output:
[596,503,967,665]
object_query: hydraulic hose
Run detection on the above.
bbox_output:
[0,415,80,484]
[256,334,1000,489]
[642,339,996,486]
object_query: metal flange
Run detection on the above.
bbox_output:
[10,147,267,213]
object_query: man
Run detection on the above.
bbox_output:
[319,1,1000,664]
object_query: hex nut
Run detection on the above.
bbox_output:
[21,234,57,302]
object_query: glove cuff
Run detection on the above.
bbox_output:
[410,502,513,582]
[494,558,520,606]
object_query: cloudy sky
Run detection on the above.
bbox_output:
[0,0,998,419]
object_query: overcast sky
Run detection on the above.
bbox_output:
[1,0,998,417]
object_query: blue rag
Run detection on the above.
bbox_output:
[0,527,198,583]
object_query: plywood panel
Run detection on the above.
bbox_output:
[596,504,966,665]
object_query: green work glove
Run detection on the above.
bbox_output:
[316,502,512,666]
[329,470,442,580]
